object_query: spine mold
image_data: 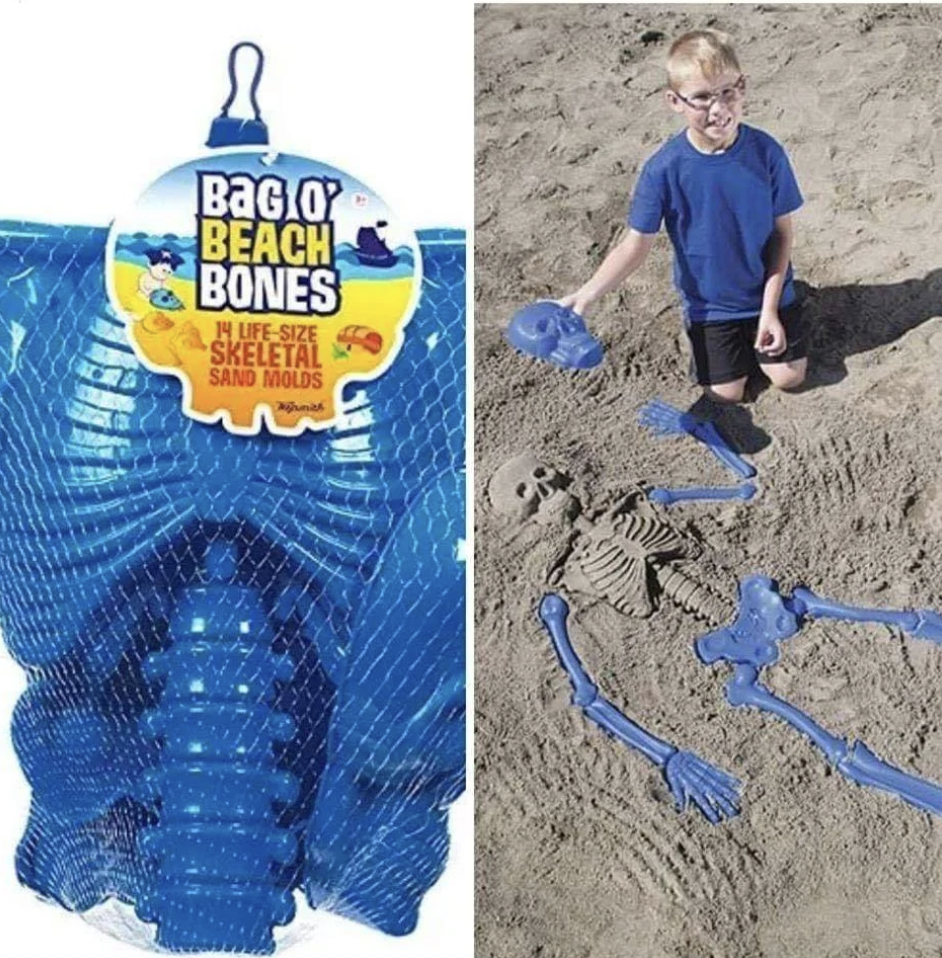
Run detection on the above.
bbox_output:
[138,542,298,954]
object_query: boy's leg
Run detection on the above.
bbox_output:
[686,319,753,404]
[761,358,807,390]
[757,303,808,391]
[705,378,749,404]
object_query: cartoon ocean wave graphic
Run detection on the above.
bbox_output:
[334,244,416,280]
[118,233,198,255]
[114,235,415,282]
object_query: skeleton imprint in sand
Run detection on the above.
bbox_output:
[489,453,732,624]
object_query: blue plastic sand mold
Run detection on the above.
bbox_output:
[538,594,741,824]
[506,300,604,370]
[696,575,942,817]
[648,483,756,506]
[0,222,466,953]
[638,398,756,480]
[148,288,185,311]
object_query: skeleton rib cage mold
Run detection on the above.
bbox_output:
[0,222,467,953]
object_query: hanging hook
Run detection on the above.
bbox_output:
[206,42,270,149]
[219,42,265,121]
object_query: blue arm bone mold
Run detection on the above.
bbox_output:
[638,398,756,480]
[0,221,466,953]
[647,483,757,506]
[696,574,942,817]
[538,593,741,824]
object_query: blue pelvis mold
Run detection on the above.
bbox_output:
[506,300,603,370]
[0,221,466,954]
[696,575,942,819]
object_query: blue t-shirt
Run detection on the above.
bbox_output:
[629,124,803,323]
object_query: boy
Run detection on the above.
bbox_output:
[560,30,806,403]
[138,247,184,303]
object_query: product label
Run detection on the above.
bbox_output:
[106,151,420,435]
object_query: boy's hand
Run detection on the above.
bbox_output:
[557,292,592,317]
[755,311,787,357]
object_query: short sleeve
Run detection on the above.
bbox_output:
[770,145,803,217]
[628,160,666,234]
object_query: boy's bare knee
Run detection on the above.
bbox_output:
[703,378,747,404]
[762,358,807,391]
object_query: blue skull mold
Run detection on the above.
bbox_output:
[505,300,603,370]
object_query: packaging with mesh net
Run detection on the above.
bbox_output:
[0,218,466,953]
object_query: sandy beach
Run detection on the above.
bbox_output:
[475,5,942,957]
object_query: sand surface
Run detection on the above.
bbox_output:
[474,5,942,957]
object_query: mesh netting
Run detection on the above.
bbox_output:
[0,222,466,954]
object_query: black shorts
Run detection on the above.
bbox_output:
[686,303,807,386]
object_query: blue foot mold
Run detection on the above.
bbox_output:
[697,574,942,818]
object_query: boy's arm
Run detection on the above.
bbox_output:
[755,214,794,356]
[559,229,655,316]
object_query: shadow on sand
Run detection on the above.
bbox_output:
[798,269,942,389]
[683,269,942,456]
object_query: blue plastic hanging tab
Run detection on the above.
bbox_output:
[206,42,270,148]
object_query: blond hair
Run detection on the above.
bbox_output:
[667,30,741,88]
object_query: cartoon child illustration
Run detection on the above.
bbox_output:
[138,248,185,303]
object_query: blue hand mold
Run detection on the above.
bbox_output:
[638,399,756,480]
[0,221,466,953]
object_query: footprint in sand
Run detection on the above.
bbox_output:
[904,482,942,534]
[140,312,175,334]
[174,321,208,352]
[167,321,209,367]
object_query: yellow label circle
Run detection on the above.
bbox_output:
[106,151,421,436]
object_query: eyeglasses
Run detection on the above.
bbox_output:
[672,75,746,112]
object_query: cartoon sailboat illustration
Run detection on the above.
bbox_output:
[354,220,398,269]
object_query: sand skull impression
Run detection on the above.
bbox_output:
[488,452,731,626]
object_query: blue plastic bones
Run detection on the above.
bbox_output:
[0,221,466,953]
[638,399,757,504]
[648,483,757,506]
[506,300,604,370]
[697,575,942,816]
[538,594,741,824]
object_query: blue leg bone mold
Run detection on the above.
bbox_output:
[696,574,942,817]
